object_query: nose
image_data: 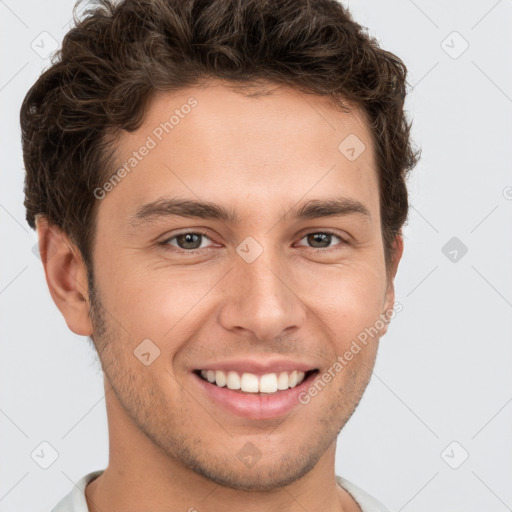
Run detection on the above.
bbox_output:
[218,246,307,342]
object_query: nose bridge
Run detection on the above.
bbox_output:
[218,239,305,340]
[243,251,286,308]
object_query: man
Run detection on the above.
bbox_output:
[21,0,419,510]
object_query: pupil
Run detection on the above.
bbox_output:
[308,233,330,248]
[178,233,201,249]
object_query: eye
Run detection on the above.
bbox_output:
[161,231,214,251]
[159,230,348,254]
[296,231,347,250]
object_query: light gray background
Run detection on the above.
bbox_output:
[1,1,511,511]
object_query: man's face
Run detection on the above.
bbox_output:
[88,81,399,491]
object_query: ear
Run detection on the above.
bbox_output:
[36,216,94,336]
[380,231,404,335]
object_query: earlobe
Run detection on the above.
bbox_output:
[36,216,94,336]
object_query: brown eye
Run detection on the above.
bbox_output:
[297,232,345,249]
[163,232,212,251]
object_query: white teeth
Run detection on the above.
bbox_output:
[259,373,278,393]
[241,373,259,392]
[215,370,227,387]
[226,371,241,390]
[277,371,289,390]
[199,369,309,393]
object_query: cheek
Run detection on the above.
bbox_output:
[296,261,388,340]
[94,256,225,341]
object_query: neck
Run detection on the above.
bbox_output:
[85,383,361,512]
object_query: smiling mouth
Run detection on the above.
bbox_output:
[193,369,319,394]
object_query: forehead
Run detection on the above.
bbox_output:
[102,81,379,228]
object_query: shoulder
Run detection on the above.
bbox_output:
[336,475,393,512]
[51,470,104,512]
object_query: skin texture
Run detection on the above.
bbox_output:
[38,81,403,512]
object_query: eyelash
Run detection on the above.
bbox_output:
[158,230,349,254]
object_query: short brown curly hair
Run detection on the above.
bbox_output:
[21,0,419,271]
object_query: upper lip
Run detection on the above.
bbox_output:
[194,358,318,376]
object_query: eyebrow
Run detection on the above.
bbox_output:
[128,196,371,227]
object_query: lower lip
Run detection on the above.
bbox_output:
[193,371,318,420]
